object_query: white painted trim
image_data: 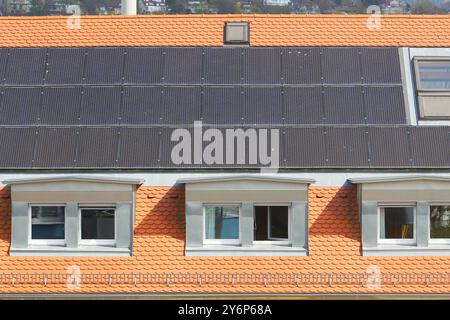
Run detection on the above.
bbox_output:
[3,175,144,185]
[5,172,450,187]
[399,47,417,125]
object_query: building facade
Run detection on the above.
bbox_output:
[0,14,449,296]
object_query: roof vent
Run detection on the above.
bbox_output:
[224,22,249,45]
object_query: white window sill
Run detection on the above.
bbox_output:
[186,244,307,256]
[10,245,131,257]
[363,244,450,256]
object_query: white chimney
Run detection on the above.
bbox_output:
[121,0,137,15]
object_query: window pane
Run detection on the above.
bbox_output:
[269,206,289,239]
[418,61,450,90]
[81,208,115,240]
[205,206,239,240]
[380,207,414,239]
[254,206,268,241]
[430,205,450,239]
[31,206,65,240]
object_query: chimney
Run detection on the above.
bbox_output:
[121,0,137,15]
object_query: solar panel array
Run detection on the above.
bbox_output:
[0,46,445,169]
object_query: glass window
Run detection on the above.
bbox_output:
[204,205,239,241]
[31,206,65,240]
[254,206,289,241]
[81,208,115,240]
[417,60,450,90]
[430,205,450,239]
[379,207,414,240]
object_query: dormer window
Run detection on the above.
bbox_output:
[414,57,450,118]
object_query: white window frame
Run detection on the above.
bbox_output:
[253,203,292,245]
[377,205,416,245]
[203,203,241,246]
[29,204,66,246]
[428,204,450,245]
[413,57,450,119]
[79,207,116,246]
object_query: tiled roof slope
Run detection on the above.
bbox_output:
[0,15,449,47]
[0,186,449,294]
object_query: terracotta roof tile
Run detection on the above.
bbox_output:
[0,186,447,293]
[0,14,448,48]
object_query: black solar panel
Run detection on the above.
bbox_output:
[284,87,323,124]
[0,127,35,168]
[243,48,281,84]
[76,127,119,168]
[163,47,203,84]
[123,47,164,84]
[364,86,406,124]
[242,87,282,125]
[121,86,163,124]
[323,87,365,124]
[202,87,242,125]
[4,48,46,85]
[367,126,411,167]
[409,126,450,167]
[45,48,85,85]
[325,127,369,167]
[84,47,124,84]
[40,87,82,125]
[0,87,41,125]
[0,49,8,84]
[321,47,361,84]
[161,86,202,125]
[33,127,77,168]
[282,48,321,84]
[117,127,161,168]
[79,86,121,124]
[283,127,327,168]
[360,47,402,84]
[204,47,242,84]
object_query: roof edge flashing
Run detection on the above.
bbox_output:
[177,175,315,185]
[2,175,144,185]
[348,175,450,184]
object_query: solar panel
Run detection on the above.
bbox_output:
[0,87,41,125]
[323,86,365,124]
[4,48,46,85]
[121,86,163,124]
[76,127,119,168]
[45,48,85,85]
[284,87,323,124]
[204,47,242,84]
[282,48,321,84]
[40,87,82,125]
[163,48,203,84]
[117,127,161,168]
[242,48,281,84]
[84,47,124,84]
[321,47,361,84]
[0,127,36,168]
[33,127,77,168]
[79,86,121,124]
[242,87,282,125]
[123,47,164,84]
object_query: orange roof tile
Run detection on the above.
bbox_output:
[0,186,449,294]
[0,14,449,48]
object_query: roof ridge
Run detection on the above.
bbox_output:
[0,14,449,21]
